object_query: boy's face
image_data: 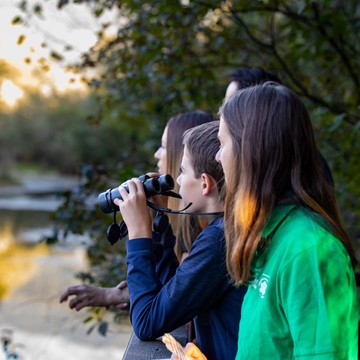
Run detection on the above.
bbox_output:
[177,146,206,213]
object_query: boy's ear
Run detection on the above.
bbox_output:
[200,173,217,196]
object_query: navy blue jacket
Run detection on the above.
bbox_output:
[126,217,247,360]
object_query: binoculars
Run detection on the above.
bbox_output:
[98,174,175,214]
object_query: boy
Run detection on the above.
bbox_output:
[115,121,246,360]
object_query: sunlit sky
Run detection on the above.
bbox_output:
[0,0,118,107]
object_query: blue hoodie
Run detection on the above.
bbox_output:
[126,217,247,360]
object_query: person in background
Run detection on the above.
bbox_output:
[115,121,246,360]
[155,111,214,262]
[226,67,334,186]
[59,111,214,311]
[173,82,358,359]
[152,111,216,343]
[225,67,281,99]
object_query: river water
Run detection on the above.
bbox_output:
[0,173,132,360]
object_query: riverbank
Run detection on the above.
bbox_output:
[0,171,133,359]
[0,243,132,360]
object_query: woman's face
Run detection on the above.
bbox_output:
[154,126,168,174]
[216,116,233,182]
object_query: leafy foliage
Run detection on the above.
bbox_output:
[0,90,156,174]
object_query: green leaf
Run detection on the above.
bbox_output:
[17,34,26,46]
[50,51,64,61]
[57,0,69,9]
[329,114,345,132]
[33,4,42,15]
[11,16,23,25]
[83,316,93,324]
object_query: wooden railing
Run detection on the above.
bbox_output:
[123,326,187,359]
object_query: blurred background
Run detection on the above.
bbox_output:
[0,1,359,359]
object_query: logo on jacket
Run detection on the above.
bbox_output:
[258,274,270,298]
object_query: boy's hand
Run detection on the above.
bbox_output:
[170,343,207,360]
[114,178,152,239]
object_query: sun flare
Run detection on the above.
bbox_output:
[0,79,24,107]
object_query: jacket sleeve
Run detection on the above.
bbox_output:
[154,226,179,285]
[126,222,230,340]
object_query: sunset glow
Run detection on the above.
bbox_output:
[0,79,24,107]
[0,1,118,106]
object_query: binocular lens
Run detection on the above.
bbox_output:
[98,174,175,214]
[158,174,174,192]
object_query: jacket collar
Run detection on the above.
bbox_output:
[262,204,296,239]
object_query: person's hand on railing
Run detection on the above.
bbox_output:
[170,343,207,360]
[59,280,130,311]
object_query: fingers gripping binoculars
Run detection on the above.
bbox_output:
[98,174,181,247]
[98,174,178,214]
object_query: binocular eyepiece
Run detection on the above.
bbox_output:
[98,174,175,214]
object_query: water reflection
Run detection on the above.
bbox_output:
[0,213,50,299]
[0,200,132,359]
[0,204,92,299]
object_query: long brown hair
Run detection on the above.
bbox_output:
[165,111,215,260]
[220,82,357,284]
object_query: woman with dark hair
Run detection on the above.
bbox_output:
[225,67,281,99]
[174,82,358,359]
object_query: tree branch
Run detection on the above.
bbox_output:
[227,6,358,125]
[311,2,360,102]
